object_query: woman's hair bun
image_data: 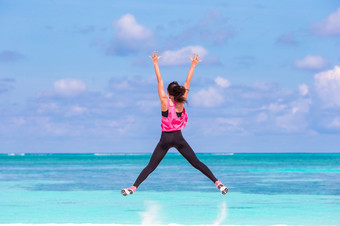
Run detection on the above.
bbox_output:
[167,81,187,103]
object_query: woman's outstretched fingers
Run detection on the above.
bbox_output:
[197,54,202,62]
[190,53,202,65]
[150,51,161,63]
[196,54,202,62]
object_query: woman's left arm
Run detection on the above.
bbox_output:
[183,54,201,99]
[149,51,168,111]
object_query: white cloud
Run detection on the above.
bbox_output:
[256,112,268,122]
[137,100,159,114]
[10,117,26,126]
[216,117,242,126]
[275,112,307,132]
[328,117,340,129]
[105,92,114,98]
[261,100,288,113]
[252,82,277,91]
[291,107,299,114]
[273,92,312,132]
[111,79,134,91]
[37,102,59,114]
[114,14,153,41]
[215,76,230,88]
[273,97,311,132]
[66,106,87,117]
[294,55,327,70]
[160,46,208,66]
[196,117,247,136]
[54,78,87,97]
[267,103,287,113]
[299,84,309,96]
[314,65,340,107]
[96,116,136,135]
[260,89,312,132]
[31,116,72,136]
[311,8,340,36]
[106,14,154,55]
[191,86,224,107]
[290,98,311,114]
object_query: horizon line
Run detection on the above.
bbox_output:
[1,152,340,155]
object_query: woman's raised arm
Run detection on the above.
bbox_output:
[149,51,168,111]
[183,54,201,99]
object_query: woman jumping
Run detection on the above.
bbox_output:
[121,51,228,196]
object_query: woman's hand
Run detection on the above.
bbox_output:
[149,51,162,64]
[190,53,202,66]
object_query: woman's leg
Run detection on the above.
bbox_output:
[175,134,218,183]
[132,140,170,188]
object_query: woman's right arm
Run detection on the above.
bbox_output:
[149,51,168,111]
[183,54,201,99]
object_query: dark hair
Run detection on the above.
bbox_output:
[167,81,187,103]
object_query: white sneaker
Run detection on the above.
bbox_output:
[121,186,136,196]
[215,180,229,195]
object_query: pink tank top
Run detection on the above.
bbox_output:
[161,98,188,132]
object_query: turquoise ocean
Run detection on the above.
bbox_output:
[0,153,339,225]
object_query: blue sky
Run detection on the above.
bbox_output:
[1,0,340,153]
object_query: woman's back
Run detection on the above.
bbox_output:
[161,97,188,132]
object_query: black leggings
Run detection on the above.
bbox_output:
[133,130,218,188]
